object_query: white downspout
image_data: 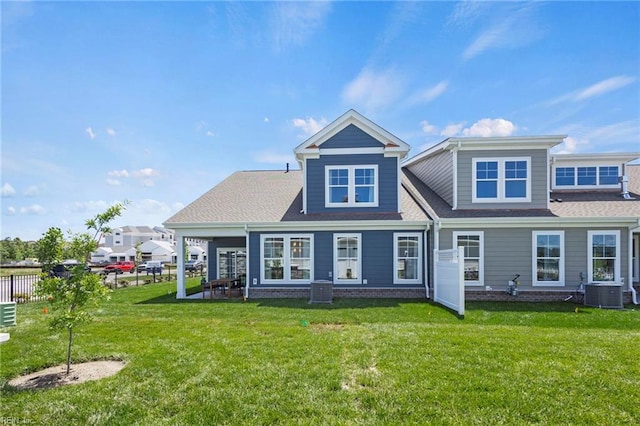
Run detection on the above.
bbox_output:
[176,236,186,299]
[424,223,430,299]
[244,224,250,301]
[629,227,638,305]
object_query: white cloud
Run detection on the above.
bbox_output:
[132,199,173,214]
[408,81,449,105]
[553,136,581,154]
[206,131,215,137]
[550,75,636,105]
[106,128,116,137]
[461,3,544,61]
[6,206,16,215]
[420,120,438,135]
[264,117,270,124]
[108,170,130,178]
[1,183,16,197]
[271,1,331,52]
[440,123,465,137]
[23,185,39,196]
[106,178,122,186]
[142,179,155,187]
[342,68,405,112]
[292,117,328,137]
[132,168,158,178]
[70,200,110,213]
[85,127,96,139]
[20,204,46,215]
[462,118,517,137]
[553,119,640,153]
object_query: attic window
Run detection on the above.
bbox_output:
[325,165,378,208]
[472,157,531,203]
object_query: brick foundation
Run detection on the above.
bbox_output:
[247,287,425,299]
[247,286,635,304]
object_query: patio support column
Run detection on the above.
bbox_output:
[176,236,186,299]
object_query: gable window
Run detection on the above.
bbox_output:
[453,232,483,286]
[554,166,619,188]
[394,233,422,284]
[334,234,361,283]
[326,166,378,207]
[532,231,564,286]
[472,158,530,202]
[261,234,313,283]
[588,231,620,283]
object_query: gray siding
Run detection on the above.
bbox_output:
[321,124,384,149]
[249,230,425,287]
[406,149,454,205]
[439,226,630,290]
[306,153,399,213]
[456,149,548,209]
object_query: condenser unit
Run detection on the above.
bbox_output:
[309,280,333,304]
[584,284,623,309]
[0,302,17,327]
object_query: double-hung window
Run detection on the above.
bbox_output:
[261,234,313,283]
[588,231,620,283]
[532,231,564,286]
[394,233,422,284]
[472,158,531,202]
[453,232,483,286]
[326,165,378,207]
[334,234,361,283]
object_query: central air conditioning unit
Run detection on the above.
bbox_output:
[309,280,333,304]
[0,302,17,327]
[584,284,623,309]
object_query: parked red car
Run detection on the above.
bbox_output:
[103,261,136,274]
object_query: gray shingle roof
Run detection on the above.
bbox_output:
[165,170,428,226]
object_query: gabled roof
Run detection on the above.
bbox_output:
[294,109,410,162]
[164,169,428,227]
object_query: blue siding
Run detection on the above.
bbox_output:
[248,230,424,287]
[321,124,384,149]
[306,154,398,213]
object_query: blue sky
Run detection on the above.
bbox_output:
[1,1,639,241]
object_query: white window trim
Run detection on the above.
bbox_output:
[325,165,379,208]
[393,233,422,284]
[587,230,621,283]
[552,164,621,190]
[453,231,484,287]
[260,234,314,284]
[472,157,531,203]
[532,231,565,287]
[333,233,362,284]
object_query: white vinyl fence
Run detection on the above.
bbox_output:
[433,247,465,316]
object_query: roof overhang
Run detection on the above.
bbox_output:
[404,135,567,167]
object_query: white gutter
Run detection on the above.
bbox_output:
[629,224,639,305]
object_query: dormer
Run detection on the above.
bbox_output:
[294,110,410,214]
[404,135,566,210]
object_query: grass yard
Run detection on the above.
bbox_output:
[1,281,639,425]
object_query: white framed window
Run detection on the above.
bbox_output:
[453,232,483,286]
[532,231,564,286]
[260,234,313,283]
[394,233,422,284]
[472,158,531,203]
[334,233,361,283]
[588,231,620,283]
[554,165,620,189]
[325,165,378,207]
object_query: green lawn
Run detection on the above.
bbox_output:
[1,281,639,425]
